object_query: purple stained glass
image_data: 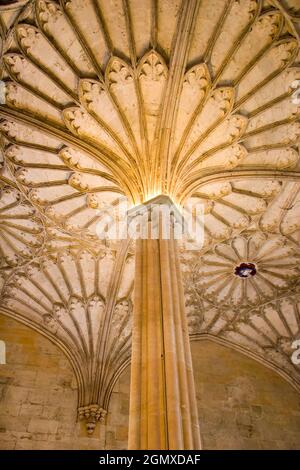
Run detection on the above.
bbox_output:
[234,262,257,278]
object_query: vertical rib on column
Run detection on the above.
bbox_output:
[128,220,201,449]
[174,238,201,448]
[128,236,143,448]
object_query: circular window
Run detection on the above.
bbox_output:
[234,262,257,278]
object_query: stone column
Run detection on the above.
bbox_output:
[128,196,201,450]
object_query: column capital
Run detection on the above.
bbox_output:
[127,194,184,226]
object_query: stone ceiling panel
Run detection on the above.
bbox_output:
[0,0,300,426]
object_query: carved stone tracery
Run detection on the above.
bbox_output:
[0,0,300,439]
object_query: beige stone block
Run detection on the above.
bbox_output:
[2,416,30,432]
[242,439,262,450]
[28,390,47,405]
[14,440,35,450]
[41,405,59,420]
[32,432,51,442]
[0,375,12,385]
[0,441,15,450]
[251,405,262,419]
[111,440,127,450]
[45,391,64,405]
[260,440,279,450]
[201,434,217,450]
[13,370,37,388]
[0,403,21,418]
[105,430,116,446]
[11,431,32,441]
[216,435,244,450]
[6,385,29,404]
[236,412,252,427]
[256,421,287,441]
[28,418,59,434]
[116,425,128,441]
[20,404,43,417]
[120,398,130,415]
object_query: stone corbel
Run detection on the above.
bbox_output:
[78,404,107,435]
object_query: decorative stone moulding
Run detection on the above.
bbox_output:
[78,404,107,435]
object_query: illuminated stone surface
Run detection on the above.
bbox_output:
[0,0,300,449]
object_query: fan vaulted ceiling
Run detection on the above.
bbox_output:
[0,0,300,426]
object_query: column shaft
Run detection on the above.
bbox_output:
[128,221,201,449]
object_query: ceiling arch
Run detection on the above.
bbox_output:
[0,237,134,432]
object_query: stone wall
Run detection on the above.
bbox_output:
[0,315,130,449]
[1,316,300,449]
[192,340,300,450]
